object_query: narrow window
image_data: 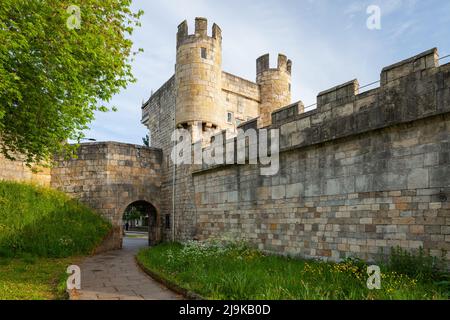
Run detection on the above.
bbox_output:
[165,214,171,229]
[227,112,233,124]
[201,47,207,59]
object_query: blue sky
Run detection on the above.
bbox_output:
[82,0,450,144]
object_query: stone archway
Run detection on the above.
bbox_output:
[122,200,160,246]
[50,142,163,252]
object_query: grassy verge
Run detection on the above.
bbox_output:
[0,181,111,258]
[137,241,449,300]
[0,256,75,300]
[0,181,112,300]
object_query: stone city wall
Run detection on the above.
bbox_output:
[191,48,450,263]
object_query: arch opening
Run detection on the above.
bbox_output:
[122,200,160,247]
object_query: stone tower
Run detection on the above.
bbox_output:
[256,53,292,127]
[175,17,223,142]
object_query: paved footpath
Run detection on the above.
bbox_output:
[71,237,181,300]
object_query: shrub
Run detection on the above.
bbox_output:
[386,246,447,282]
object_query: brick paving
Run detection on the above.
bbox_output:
[70,237,181,300]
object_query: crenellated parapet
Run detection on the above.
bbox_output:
[380,47,438,86]
[271,48,449,151]
[176,18,222,48]
[256,53,292,75]
[317,79,359,110]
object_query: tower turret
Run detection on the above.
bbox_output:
[175,18,223,141]
[256,53,292,127]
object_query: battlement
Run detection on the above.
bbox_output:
[177,17,222,48]
[256,53,292,75]
[316,48,440,111]
[269,47,449,148]
[380,47,438,85]
[317,79,359,109]
[196,47,450,170]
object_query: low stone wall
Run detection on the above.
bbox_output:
[0,153,51,186]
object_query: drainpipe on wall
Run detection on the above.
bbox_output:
[172,85,177,242]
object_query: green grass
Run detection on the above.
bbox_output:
[0,180,112,300]
[0,180,111,258]
[137,242,449,300]
[0,256,75,300]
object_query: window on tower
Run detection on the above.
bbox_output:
[201,47,207,59]
[227,112,233,124]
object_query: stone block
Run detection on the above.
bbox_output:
[271,185,286,200]
[286,183,303,198]
[407,168,429,189]
[355,175,373,193]
[410,225,424,234]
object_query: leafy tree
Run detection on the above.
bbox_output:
[0,0,143,165]
[123,206,146,222]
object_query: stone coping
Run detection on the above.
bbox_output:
[72,141,163,153]
[381,47,437,73]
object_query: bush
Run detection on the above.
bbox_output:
[0,181,111,258]
[386,246,447,281]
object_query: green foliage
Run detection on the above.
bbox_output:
[383,246,450,297]
[123,205,147,222]
[385,246,447,281]
[0,0,143,165]
[0,181,111,257]
[137,241,448,300]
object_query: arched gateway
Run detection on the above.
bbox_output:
[50,142,163,251]
[122,200,160,246]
